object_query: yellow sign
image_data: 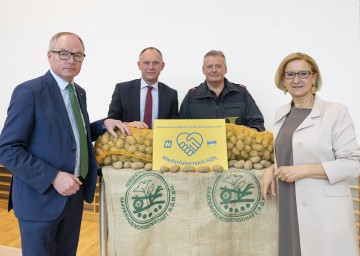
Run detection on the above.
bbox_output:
[153,119,228,171]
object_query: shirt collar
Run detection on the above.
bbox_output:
[50,69,73,91]
[140,78,158,91]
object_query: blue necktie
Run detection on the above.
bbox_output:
[67,84,88,178]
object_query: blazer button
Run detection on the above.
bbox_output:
[72,149,76,153]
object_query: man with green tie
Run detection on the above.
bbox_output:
[0,32,105,256]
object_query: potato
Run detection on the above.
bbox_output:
[252,143,264,151]
[228,160,237,167]
[101,144,110,151]
[182,166,196,172]
[244,160,253,170]
[249,150,259,157]
[260,160,272,168]
[111,155,119,162]
[100,132,110,144]
[170,165,180,173]
[123,161,132,168]
[253,163,264,170]
[212,165,224,172]
[227,142,234,150]
[236,140,245,151]
[95,148,103,155]
[244,137,252,146]
[263,150,271,161]
[145,133,153,141]
[145,147,153,154]
[226,131,234,139]
[144,163,153,171]
[233,160,245,169]
[244,145,252,153]
[240,151,248,159]
[160,166,170,173]
[126,136,136,145]
[197,166,210,173]
[250,156,261,163]
[231,147,240,156]
[262,139,269,148]
[103,156,112,165]
[229,135,237,144]
[131,162,144,170]
[135,135,145,144]
[115,139,125,149]
[138,145,146,153]
[127,145,137,153]
[119,155,131,163]
[134,151,146,159]
[112,161,123,169]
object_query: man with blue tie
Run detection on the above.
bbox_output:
[0,32,104,256]
[104,47,178,137]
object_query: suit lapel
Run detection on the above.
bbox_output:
[44,72,75,139]
[73,84,90,125]
[158,83,164,118]
[130,80,141,121]
[296,100,320,131]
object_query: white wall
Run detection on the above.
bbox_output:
[1,0,359,135]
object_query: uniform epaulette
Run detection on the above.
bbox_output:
[188,86,198,92]
[235,83,246,88]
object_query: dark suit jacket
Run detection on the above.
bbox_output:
[107,79,178,121]
[0,71,103,221]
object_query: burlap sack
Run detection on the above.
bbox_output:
[102,166,278,256]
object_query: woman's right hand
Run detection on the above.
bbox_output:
[260,164,276,202]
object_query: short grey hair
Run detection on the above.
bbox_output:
[203,50,226,65]
[49,32,85,51]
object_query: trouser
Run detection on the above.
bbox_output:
[18,184,85,256]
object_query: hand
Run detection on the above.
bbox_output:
[104,118,131,137]
[274,166,303,183]
[126,121,149,129]
[52,171,82,196]
[260,164,276,202]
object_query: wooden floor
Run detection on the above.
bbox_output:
[0,208,100,256]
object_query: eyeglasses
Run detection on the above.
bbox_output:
[50,51,86,62]
[283,71,313,79]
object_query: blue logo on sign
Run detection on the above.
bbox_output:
[164,140,172,148]
[176,132,203,156]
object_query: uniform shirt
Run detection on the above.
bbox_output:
[179,78,265,131]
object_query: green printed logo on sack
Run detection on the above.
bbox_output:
[207,171,264,222]
[121,172,176,230]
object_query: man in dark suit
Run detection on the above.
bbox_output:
[104,47,178,136]
[0,32,104,256]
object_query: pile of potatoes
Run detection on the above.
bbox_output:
[94,127,153,170]
[94,124,274,171]
[226,124,274,170]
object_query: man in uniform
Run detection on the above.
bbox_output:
[179,50,265,131]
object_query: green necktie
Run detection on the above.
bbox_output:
[67,84,88,179]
